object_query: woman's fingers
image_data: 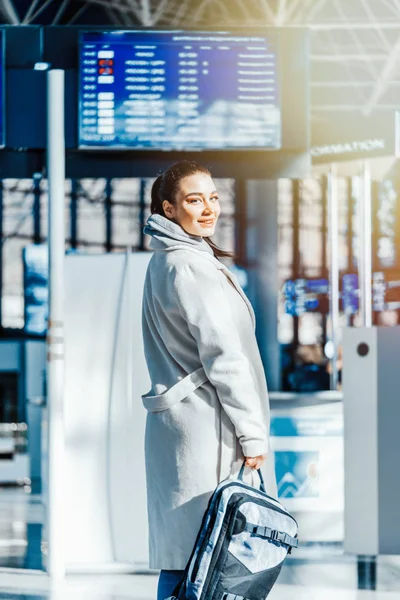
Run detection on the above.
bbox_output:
[244,454,266,470]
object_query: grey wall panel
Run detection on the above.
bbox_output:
[343,327,379,555]
[25,341,46,482]
[6,69,46,149]
[377,327,400,554]
[64,252,152,569]
[64,254,126,565]
[0,341,20,371]
[24,341,46,399]
[343,326,400,556]
[5,26,42,68]
[246,180,280,391]
[108,252,152,565]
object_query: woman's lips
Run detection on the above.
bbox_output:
[198,219,215,226]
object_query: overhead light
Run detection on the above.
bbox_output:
[34,62,51,71]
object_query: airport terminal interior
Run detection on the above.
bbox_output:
[1,0,400,599]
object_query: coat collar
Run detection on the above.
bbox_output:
[143,213,214,256]
[143,214,256,330]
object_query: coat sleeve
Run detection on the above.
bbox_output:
[173,260,269,457]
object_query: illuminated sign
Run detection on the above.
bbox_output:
[311,112,399,164]
[311,138,385,158]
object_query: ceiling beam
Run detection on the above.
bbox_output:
[310,22,400,30]
[0,0,19,24]
[275,0,287,25]
[87,0,141,22]
[362,35,400,115]
[259,0,275,22]
[23,0,56,24]
[171,0,191,25]
[152,0,173,25]
[312,53,390,61]
[285,0,311,23]
[301,0,327,23]
[311,81,400,87]
[52,0,70,24]
[140,0,151,25]
[313,104,400,111]
[67,2,88,23]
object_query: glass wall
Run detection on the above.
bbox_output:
[0,177,236,334]
[1,173,399,389]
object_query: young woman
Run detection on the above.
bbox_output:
[141,160,277,600]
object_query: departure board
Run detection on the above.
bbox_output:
[79,30,281,150]
[0,30,4,148]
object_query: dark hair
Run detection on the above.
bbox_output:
[150,160,234,259]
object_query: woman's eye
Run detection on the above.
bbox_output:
[211,197,219,202]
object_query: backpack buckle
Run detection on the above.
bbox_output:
[271,530,285,544]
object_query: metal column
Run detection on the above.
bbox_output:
[321,175,329,343]
[46,69,66,578]
[328,164,340,390]
[0,180,3,329]
[105,178,113,253]
[345,177,355,328]
[70,179,78,250]
[358,160,372,327]
[235,177,248,268]
[292,179,301,349]
[139,179,146,251]
[33,173,42,245]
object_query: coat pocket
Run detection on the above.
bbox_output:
[141,366,208,413]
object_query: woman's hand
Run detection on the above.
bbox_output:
[244,454,266,470]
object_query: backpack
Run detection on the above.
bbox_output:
[166,461,298,600]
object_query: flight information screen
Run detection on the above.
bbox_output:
[0,30,4,148]
[79,30,281,150]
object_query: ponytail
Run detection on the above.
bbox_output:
[203,238,235,259]
[150,174,164,215]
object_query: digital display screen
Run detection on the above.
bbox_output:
[0,30,4,149]
[79,30,281,150]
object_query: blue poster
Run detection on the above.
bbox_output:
[275,450,319,498]
[23,244,48,335]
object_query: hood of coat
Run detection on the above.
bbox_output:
[143,213,214,256]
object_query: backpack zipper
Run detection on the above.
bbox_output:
[199,495,243,600]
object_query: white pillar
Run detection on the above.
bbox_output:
[358,160,372,327]
[328,164,340,390]
[46,69,66,578]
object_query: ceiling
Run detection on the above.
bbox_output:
[1,0,400,121]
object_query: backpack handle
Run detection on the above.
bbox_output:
[237,460,266,493]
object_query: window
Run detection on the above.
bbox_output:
[2,180,34,329]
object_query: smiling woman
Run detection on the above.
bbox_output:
[142,159,277,599]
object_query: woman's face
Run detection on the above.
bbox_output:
[162,172,220,237]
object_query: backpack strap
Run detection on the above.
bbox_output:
[221,595,251,600]
[244,523,299,550]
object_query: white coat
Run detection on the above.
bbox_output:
[141,213,277,570]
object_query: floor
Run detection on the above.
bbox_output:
[1,485,400,599]
[1,570,400,600]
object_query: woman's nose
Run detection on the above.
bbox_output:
[202,199,214,213]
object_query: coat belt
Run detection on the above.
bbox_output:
[141,367,208,412]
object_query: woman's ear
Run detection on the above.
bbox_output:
[162,200,174,218]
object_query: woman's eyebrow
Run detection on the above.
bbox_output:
[184,191,218,198]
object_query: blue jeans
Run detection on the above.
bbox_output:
[157,569,185,600]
